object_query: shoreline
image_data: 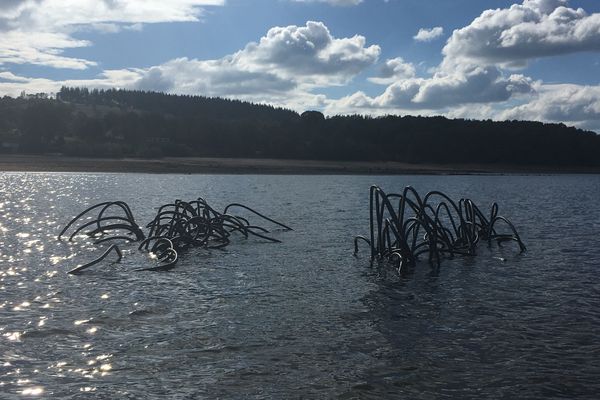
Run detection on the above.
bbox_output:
[1,154,599,175]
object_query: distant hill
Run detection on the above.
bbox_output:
[0,86,598,166]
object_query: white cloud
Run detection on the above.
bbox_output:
[0,69,142,97]
[0,0,224,27]
[128,21,379,110]
[369,57,416,84]
[1,21,378,113]
[413,26,444,42]
[238,21,380,86]
[409,68,533,108]
[328,0,600,129]
[131,21,379,97]
[3,0,600,132]
[135,58,297,97]
[328,65,534,114]
[500,84,600,131]
[441,82,600,132]
[0,0,224,69]
[0,31,95,69]
[442,0,600,69]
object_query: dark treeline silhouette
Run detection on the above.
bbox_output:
[0,86,598,166]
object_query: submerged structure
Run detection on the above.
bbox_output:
[354,186,525,271]
[59,199,291,274]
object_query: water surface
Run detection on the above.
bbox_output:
[0,173,599,399]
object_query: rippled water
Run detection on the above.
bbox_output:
[0,172,599,399]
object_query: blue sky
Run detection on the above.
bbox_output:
[1,0,600,131]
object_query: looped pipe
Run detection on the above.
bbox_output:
[354,185,525,272]
[61,197,291,274]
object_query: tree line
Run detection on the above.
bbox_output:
[0,86,598,166]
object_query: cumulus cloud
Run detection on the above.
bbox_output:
[413,26,444,42]
[328,65,533,114]
[330,0,600,117]
[0,0,224,69]
[2,21,378,113]
[442,0,600,69]
[238,21,380,86]
[500,84,600,130]
[408,68,533,108]
[134,58,297,97]
[131,21,379,98]
[3,0,600,132]
[368,57,416,84]
[441,81,600,132]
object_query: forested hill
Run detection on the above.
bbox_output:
[0,87,598,166]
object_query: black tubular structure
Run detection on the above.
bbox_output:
[60,198,291,273]
[58,201,145,242]
[67,244,123,275]
[354,186,526,272]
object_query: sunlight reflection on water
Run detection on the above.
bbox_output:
[0,172,599,398]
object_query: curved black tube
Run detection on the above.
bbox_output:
[356,185,526,272]
[354,235,371,255]
[68,245,122,274]
[63,197,290,273]
[224,203,293,231]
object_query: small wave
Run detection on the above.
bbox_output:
[128,309,155,317]
[21,328,77,339]
[128,307,169,317]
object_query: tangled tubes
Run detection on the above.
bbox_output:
[59,201,145,244]
[354,186,526,271]
[137,198,292,271]
[60,198,291,273]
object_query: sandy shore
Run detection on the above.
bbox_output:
[0,154,598,175]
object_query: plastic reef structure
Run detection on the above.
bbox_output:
[354,186,526,272]
[59,199,292,274]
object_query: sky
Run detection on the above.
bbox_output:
[1,0,600,131]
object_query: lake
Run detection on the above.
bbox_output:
[1,173,599,399]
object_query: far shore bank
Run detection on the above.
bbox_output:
[1,154,599,175]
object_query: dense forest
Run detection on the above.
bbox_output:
[0,87,598,166]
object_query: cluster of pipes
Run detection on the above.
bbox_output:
[59,199,292,274]
[58,186,526,275]
[354,186,525,271]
